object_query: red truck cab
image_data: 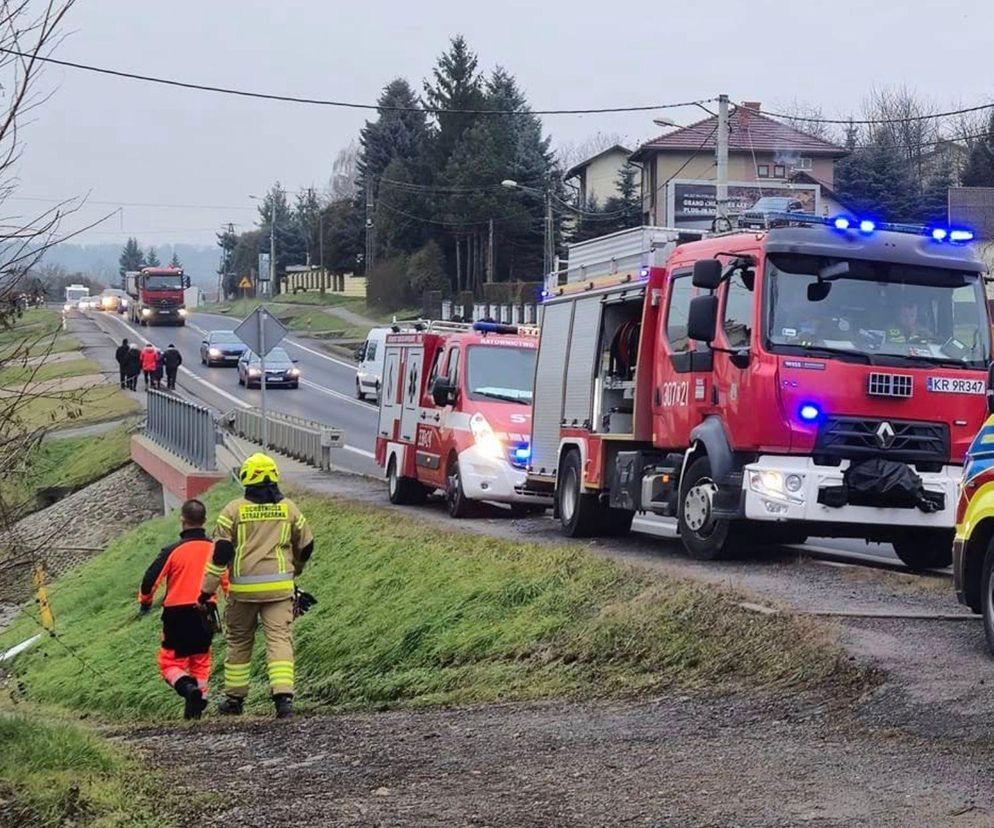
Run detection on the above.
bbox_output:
[376,321,551,516]
[528,216,991,568]
[126,266,189,326]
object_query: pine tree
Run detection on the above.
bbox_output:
[961,112,994,188]
[423,36,484,168]
[835,134,917,222]
[258,182,306,285]
[144,247,161,267]
[119,237,143,275]
[169,251,182,268]
[293,188,322,265]
[357,78,427,192]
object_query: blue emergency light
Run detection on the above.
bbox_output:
[768,212,975,246]
[798,403,821,423]
[473,321,519,335]
[858,219,876,234]
[513,446,531,462]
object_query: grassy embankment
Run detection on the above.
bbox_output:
[0,308,140,430]
[0,714,175,827]
[0,483,865,722]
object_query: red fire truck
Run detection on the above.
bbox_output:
[526,216,991,568]
[376,321,552,517]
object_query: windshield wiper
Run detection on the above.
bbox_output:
[881,353,973,369]
[474,390,530,404]
[788,345,874,364]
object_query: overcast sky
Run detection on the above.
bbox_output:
[13,0,994,250]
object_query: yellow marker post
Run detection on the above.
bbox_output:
[33,563,55,632]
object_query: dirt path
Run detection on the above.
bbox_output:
[127,694,994,828]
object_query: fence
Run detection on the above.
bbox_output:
[438,300,539,325]
[223,408,344,471]
[145,390,217,470]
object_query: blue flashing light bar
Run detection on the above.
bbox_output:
[473,321,519,335]
[761,211,975,245]
[513,446,531,462]
[798,403,821,423]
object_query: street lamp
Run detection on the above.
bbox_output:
[249,194,276,296]
[652,117,678,129]
[502,179,554,280]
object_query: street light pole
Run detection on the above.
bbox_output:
[502,178,554,280]
[269,199,276,296]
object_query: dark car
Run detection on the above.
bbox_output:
[237,346,300,389]
[737,196,805,229]
[200,330,247,366]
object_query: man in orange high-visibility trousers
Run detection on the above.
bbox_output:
[199,453,314,719]
[139,499,228,719]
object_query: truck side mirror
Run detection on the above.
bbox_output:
[431,376,456,407]
[692,259,722,290]
[687,295,719,344]
[183,275,191,289]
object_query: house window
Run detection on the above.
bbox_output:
[773,164,786,178]
[757,164,770,179]
[795,157,812,170]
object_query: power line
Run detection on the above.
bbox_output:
[2,47,714,116]
[755,100,994,126]
[7,195,257,211]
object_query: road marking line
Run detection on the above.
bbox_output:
[342,445,376,459]
[300,378,370,409]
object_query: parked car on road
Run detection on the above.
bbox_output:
[200,329,248,366]
[237,346,300,389]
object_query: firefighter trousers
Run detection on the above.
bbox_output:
[158,647,211,696]
[223,597,294,697]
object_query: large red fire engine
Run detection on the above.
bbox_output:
[376,321,552,516]
[525,216,991,568]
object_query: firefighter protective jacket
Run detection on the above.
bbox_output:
[202,494,314,602]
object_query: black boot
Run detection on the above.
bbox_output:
[273,693,293,720]
[217,695,244,716]
[174,676,206,721]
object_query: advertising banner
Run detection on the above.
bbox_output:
[668,180,820,230]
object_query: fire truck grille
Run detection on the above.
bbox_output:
[814,416,948,464]
[867,372,913,398]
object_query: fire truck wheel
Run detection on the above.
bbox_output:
[387,456,427,505]
[558,449,601,538]
[981,544,994,653]
[446,457,477,519]
[891,530,953,570]
[678,456,734,560]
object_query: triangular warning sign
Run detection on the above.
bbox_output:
[238,276,252,289]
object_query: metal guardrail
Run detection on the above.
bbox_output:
[223,408,343,471]
[145,390,218,470]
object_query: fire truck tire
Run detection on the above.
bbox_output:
[603,508,635,537]
[891,530,953,570]
[981,544,994,653]
[678,456,738,560]
[558,449,601,538]
[387,456,427,505]
[446,457,477,519]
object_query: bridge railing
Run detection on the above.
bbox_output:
[222,408,343,472]
[145,390,218,470]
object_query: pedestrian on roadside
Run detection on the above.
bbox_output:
[163,344,182,391]
[126,344,141,391]
[138,499,228,720]
[114,337,130,389]
[200,453,315,720]
[140,343,158,390]
[152,348,165,390]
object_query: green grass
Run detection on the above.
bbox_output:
[1,425,133,516]
[12,381,141,431]
[0,308,78,359]
[0,357,101,387]
[0,713,174,827]
[0,483,862,722]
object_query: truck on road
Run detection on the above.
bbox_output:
[64,283,89,307]
[125,266,189,326]
[376,320,551,517]
[526,216,991,569]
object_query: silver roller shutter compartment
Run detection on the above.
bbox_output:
[562,296,603,429]
[530,301,574,476]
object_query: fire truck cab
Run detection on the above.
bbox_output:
[376,320,552,517]
[527,217,991,568]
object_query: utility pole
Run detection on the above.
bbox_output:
[715,93,730,231]
[487,218,494,283]
[269,199,276,296]
[543,190,554,280]
[364,183,375,274]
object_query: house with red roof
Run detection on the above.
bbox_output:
[630,101,849,229]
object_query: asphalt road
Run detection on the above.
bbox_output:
[81,307,927,571]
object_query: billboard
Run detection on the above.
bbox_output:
[667,179,820,230]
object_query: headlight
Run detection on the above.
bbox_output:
[141,308,152,317]
[208,348,221,357]
[748,469,805,504]
[248,367,261,376]
[470,412,503,459]
[63,303,71,312]
[288,368,300,376]
[178,308,188,317]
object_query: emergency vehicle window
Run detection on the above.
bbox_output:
[427,348,444,390]
[666,275,694,353]
[723,269,754,349]
[366,341,378,362]
[446,347,460,384]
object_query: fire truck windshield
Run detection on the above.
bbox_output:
[144,275,183,290]
[765,253,991,369]
[466,345,536,404]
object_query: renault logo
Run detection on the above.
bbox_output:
[875,421,896,449]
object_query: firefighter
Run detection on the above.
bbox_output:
[199,453,314,719]
[138,499,227,720]
[888,298,933,344]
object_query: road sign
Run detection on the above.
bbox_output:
[238,276,252,289]
[234,306,288,358]
[258,253,271,281]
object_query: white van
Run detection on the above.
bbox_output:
[355,327,389,401]
[355,320,427,402]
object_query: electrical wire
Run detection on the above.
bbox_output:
[754,100,994,126]
[2,47,714,116]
